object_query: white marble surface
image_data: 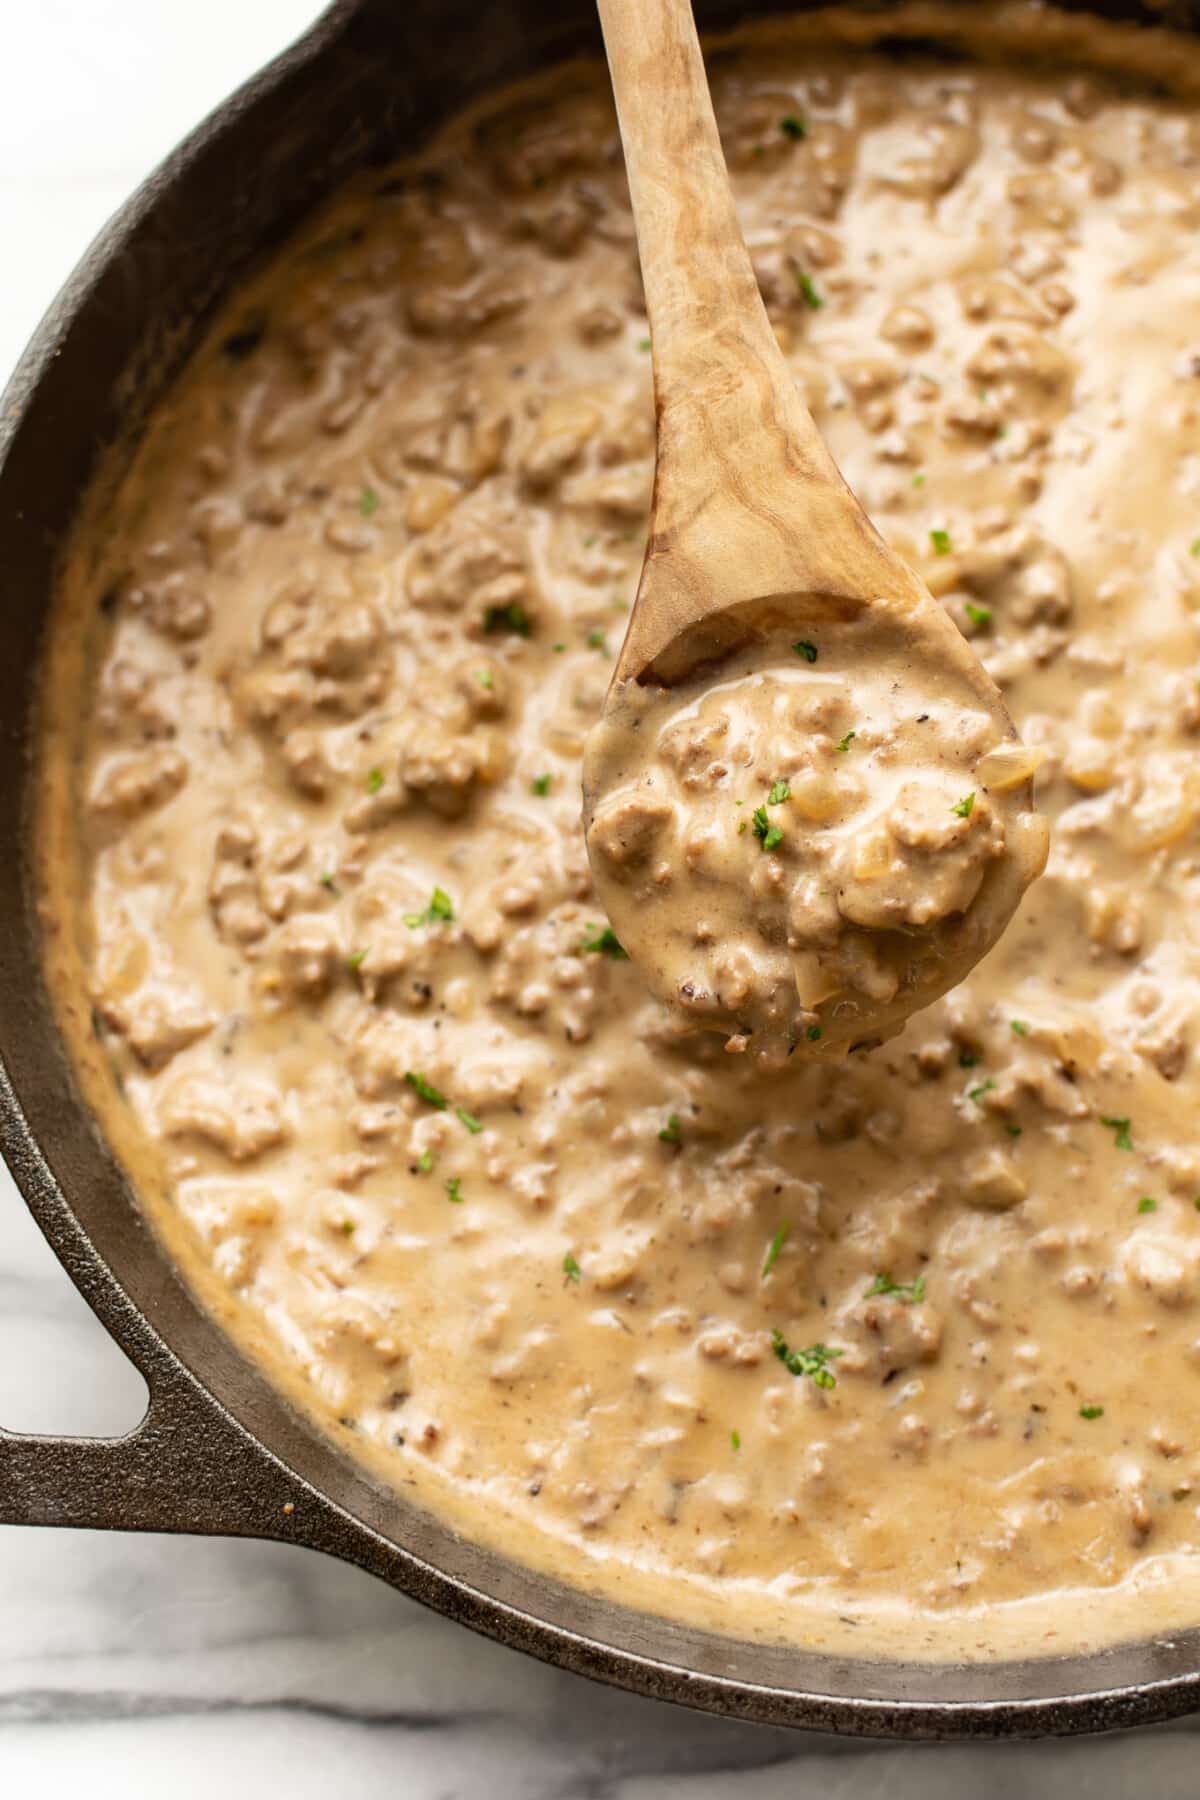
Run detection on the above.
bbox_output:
[2,3,1198,1791]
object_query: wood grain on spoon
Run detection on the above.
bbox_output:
[593,0,1010,713]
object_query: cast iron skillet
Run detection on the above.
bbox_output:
[1,0,1199,1741]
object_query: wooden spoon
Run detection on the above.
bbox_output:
[587,0,1008,706]
[582,0,1047,1057]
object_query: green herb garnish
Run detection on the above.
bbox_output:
[930,527,952,556]
[475,669,494,690]
[771,1329,842,1390]
[793,639,818,663]
[1011,1020,1028,1036]
[964,602,992,629]
[658,1112,682,1145]
[638,337,651,352]
[1079,1404,1104,1420]
[762,1222,790,1279]
[366,766,384,795]
[347,948,367,971]
[1100,1114,1133,1151]
[968,1079,996,1103]
[445,1177,463,1203]
[403,886,455,929]
[580,923,628,959]
[483,600,531,636]
[768,779,791,805]
[359,486,380,517]
[807,1025,822,1041]
[834,730,856,754]
[456,1106,483,1135]
[795,271,824,310]
[586,628,608,653]
[866,1271,926,1304]
[959,1052,980,1069]
[1137,1196,1158,1214]
[752,805,784,852]
[912,471,926,488]
[779,114,808,140]
[563,1251,582,1282]
[952,792,975,818]
[730,1428,741,1451]
[320,871,338,891]
[417,1150,433,1174]
[405,1071,448,1110]
[532,773,552,796]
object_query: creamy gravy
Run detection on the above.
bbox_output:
[585,625,1047,1062]
[36,8,1200,1662]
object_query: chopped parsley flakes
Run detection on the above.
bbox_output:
[1137,1196,1158,1214]
[952,792,975,818]
[912,471,926,489]
[1011,1019,1029,1036]
[1079,1404,1104,1420]
[365,766,384,795]
[638,336,651,352]
[405,1070,448,1110]
[347,948,367,971]
[779,113,808,139]
[964,602,992,629]
[793,639,818,663]
[866,1271,926,1304]
[834,729,857,754]
[730,1428,742,1451]
[444,1177,463,1203]
[483,600,531,637]
[795,270,824,310]
[475,669,494,690]
[580,923,628,959]
[762,1222,790,1279]
[968,1079,996,1103]
[455,1106,483,1135]
[930,527,952,556]
[359,486,380,517]
[531,773,553,796]
[658,1112,682,1146]
[752,805,783,852]
[807,1024,823,1041]
[416,1150,433,1174]
[563,1251,582,1282]
[1100,1114,1134,1151]
[403,886,455,929]
[586,628,608,653]
[771,1329,842,1390]
[768,779,791,805]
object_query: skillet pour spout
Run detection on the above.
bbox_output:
[3,0,1200,1740]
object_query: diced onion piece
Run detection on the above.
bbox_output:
[976,743,1045,792]
[792,952,843,1010]
[788,770,844,823]
[852,827,893,881]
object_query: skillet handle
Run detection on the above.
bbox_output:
[0,1356,303,1537]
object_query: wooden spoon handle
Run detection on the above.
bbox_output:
[596,0,841,509]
